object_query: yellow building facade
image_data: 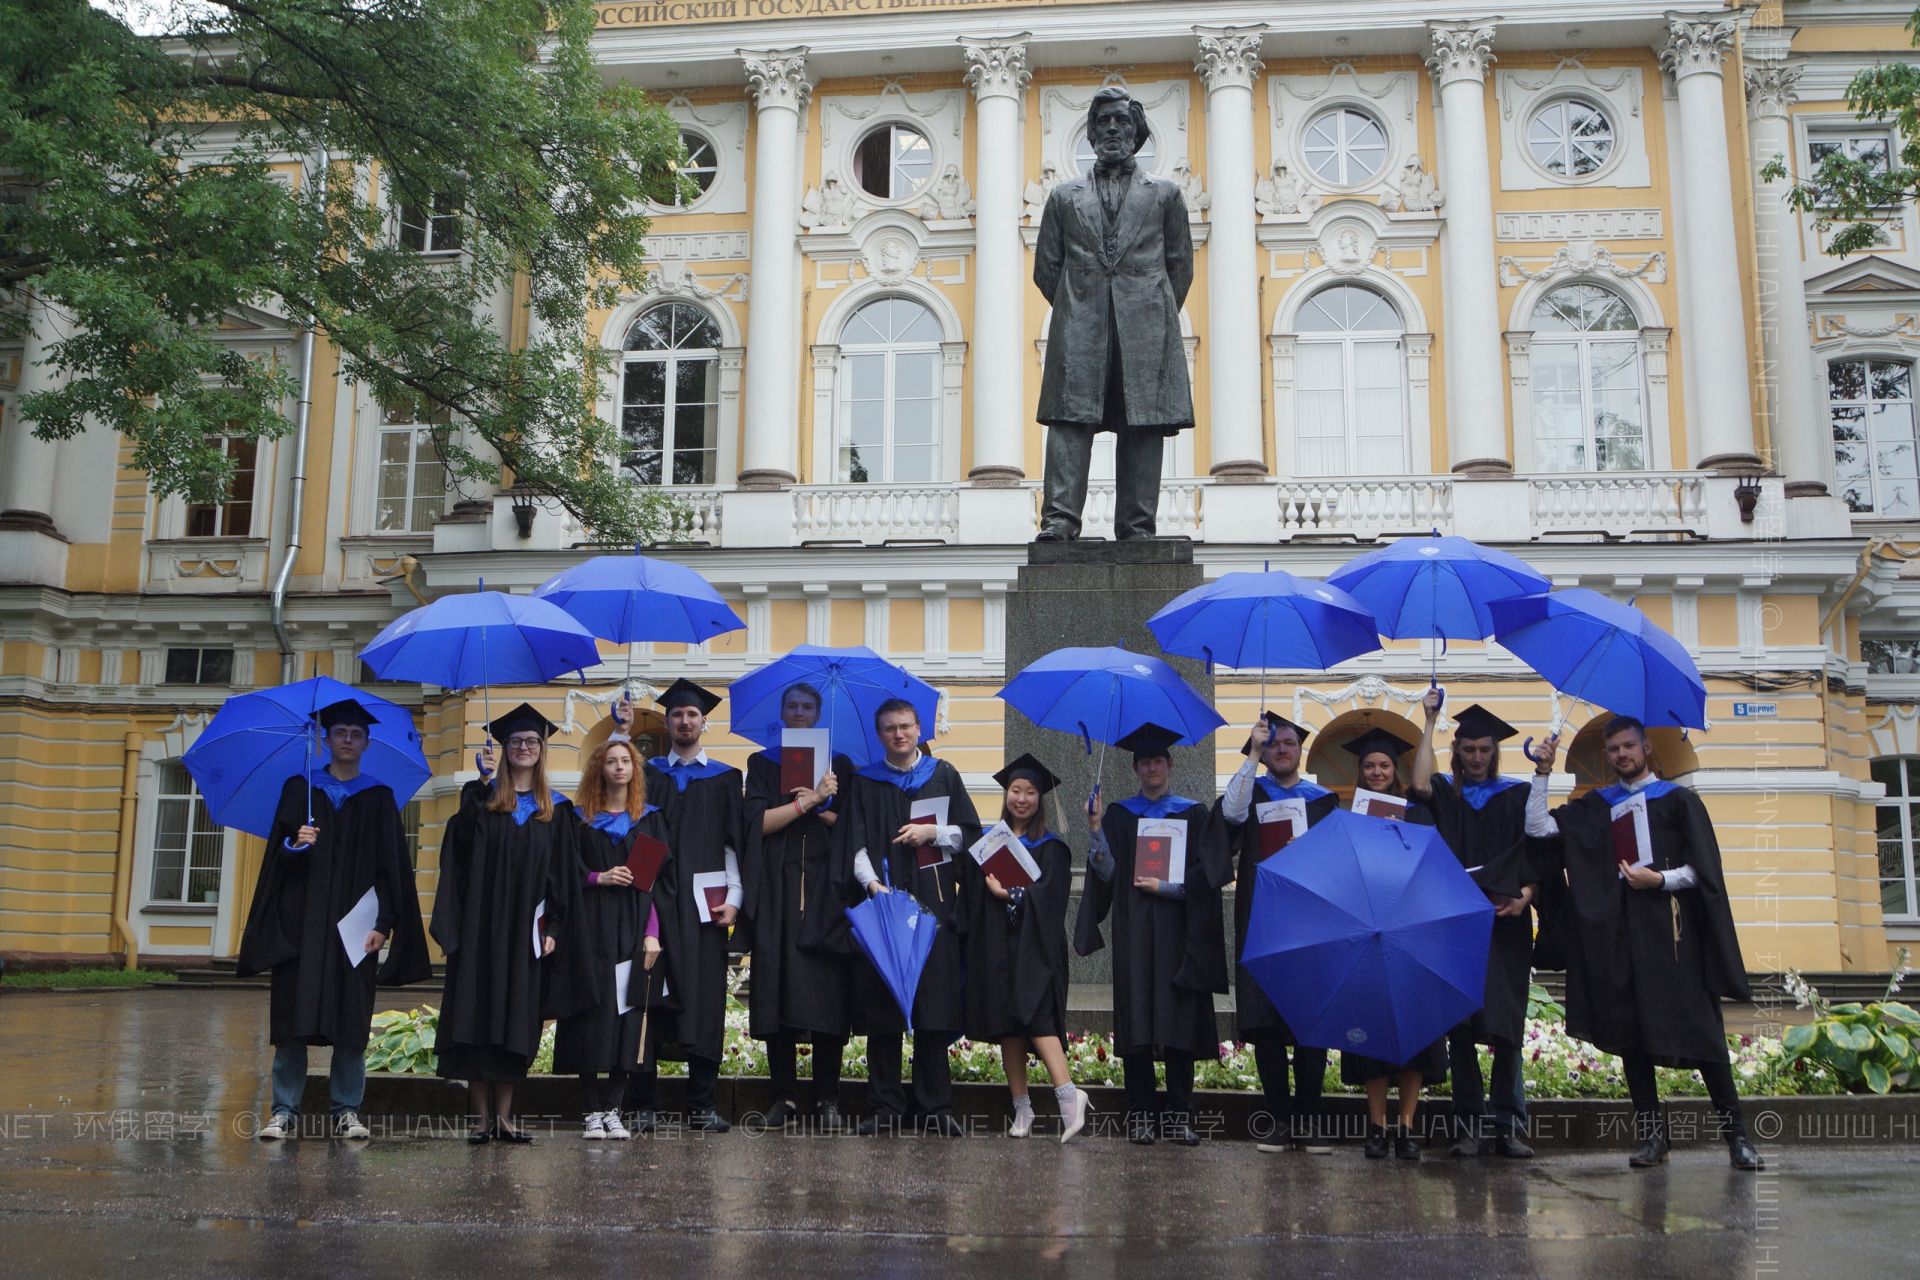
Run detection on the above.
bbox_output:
[3,0,1919,977]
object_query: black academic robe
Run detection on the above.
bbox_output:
[1536,781,1751,1067]
[1220,780,1340,1043]
[1411,774,1537,1048]
[553,808,672,1075]
[963,834,1073,1040]
[1073,797,1231,1059]
[830,758,980,1036]
[741,750,855,1040]
[650,760,744,1063]
[431,783,591,1081]
[237,775,430,1049]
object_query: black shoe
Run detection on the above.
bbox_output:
[1162,1114,1199,1147]
[494,1121,534,1145]
[688,1107,731,1133]
[923,1112,964,1138]
[466,1116,492,1145]
[1628,1135,1671,1167]
[1394,1130,1421,1161]
[856,1113,902,1137]
[1127,1116,1156,1145]
[1729,1135,1764,1171]
[815,1101,843,1132]
[631,1107,657,1135]
[1494,1134,1535,1159]
[1449,1132,1483,1158]
[1364,1124,1388,1159]
[1034,525,1077,543]
[764,1099,800,1129]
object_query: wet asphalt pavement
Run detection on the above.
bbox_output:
[0,989,1914,1278]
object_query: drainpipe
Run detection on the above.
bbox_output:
[270,145,328,684]
[111,732,144,971]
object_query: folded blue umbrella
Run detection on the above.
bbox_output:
[846,866,939,1029]
[1241,809,1493,1066]
[533,552,744,645]
[1488,587,1707,729]
[181,676,428,838]
[729,645,940,767]
[1148,570,1380,671]
[358,588,601,690]
[997,646,1225,749]
[1326,533,1549,641]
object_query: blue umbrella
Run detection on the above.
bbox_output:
[729,645,940,768]
[998,646,1225,750]
[1326,533,1548,643]
[1148,569,1380,673]
[181,676,427,838]
[1241,809,1494,1065]
[533,551,744,690]
[1488,588,1707,730]
[846,864,939,1029]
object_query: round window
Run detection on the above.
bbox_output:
[852,123,934,200]
[1301,107,1388,187]
[1526,98,1615,178]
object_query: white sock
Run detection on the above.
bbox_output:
[1054,1084,1077,1105]
[1013,1095,1034,1114]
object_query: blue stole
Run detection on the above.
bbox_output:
[1254,776,1330,805]
[1455,774,1526,811]
[1597,777,1677,806]
[312,770,380,810]
[651,755,734,793]
[510,791,539,826]
[585,806,655,841]
[856,753,940,794]
[1118,793,1200,819]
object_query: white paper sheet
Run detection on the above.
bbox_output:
[1136,818,1188,886]
[968,821,1043,884]
[691,870,730,924]
[909,795,949,827]
[614,959,634,1015]
[1609,791,1655,876]
[336,886,379,968]
[1350,788,1408,819]
[532,898,547,959]
[1255,797,1308,849]
[780,727,832,790]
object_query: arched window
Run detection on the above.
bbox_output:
[836,297,942,483]
[1292,284,1407,476]
[1829,358,1917,515]
[1529,283,1647,472]
[1873,757,1920,919]
[620,303,721,485]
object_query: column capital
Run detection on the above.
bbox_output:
[1425,20,1497,89]
[1744,59,1804,121]
[739,46,812,113]
[1658,13,1738,83]
[1193,24,1267,93]
[959,34,1031,102]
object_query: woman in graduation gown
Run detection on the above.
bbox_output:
[740,680,856,1128]
[1218,712,1339,1153]
[1335,727,1447,1161]
[240,698,429,1140]
[1074,724,1232,1147]
[554,736,669,1141]
[964,754,1090,1143]
[432,703,591,1143]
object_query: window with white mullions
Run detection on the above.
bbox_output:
[1808,131,1894,207]
[1301,107,1388,187]
[837,297,942,484]
[397,191,462,254]
[1830,358,1917,516]
[1872,758,1920,920]
[150,761,224,905]
[183,434,258,537]
[852,123,934,200]
[620,303,721,486]
[1527,98,1615,177]
[376,395,450,533]
[669,129,718,207]
[1528,283,1647,472]
[1291,284,1408,477]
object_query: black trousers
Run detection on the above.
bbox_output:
[867,1032,953,1118]
[1448,1032,1528,1136]
[1250,1029,1326,1137]
[1622,1050,1745,1140]
[767,1031,846,1106]
[1122,1051,1196,1118]
[1040,424,1166,540]
[625,1056,720,1111]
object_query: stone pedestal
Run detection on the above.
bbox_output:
[1003,539,1213,984]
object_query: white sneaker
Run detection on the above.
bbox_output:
[334,1111,370,1140]
[1008,1104,1035,1139]
[583,1110,606,1140]
[603,1111,632,1141]
[257,1113,292,1141]
[1059,1090,1092,1145]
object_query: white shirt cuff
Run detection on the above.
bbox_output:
[723,847,744,909]
[853,847,879,891]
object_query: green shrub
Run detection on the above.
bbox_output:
[1781,950,1918,1094]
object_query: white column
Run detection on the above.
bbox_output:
[1660,13,1762,472]
[737,47,811,489]
[0,289,65,533]
[1745,58,1824,495]
[1426,22,1510,476]
[1195,24,1267,479]
[960,34,1031,485]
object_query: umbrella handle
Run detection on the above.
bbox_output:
[306,722,314,827]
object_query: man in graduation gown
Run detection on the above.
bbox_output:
[1219,712,1340,1153]
[1409,692,1540,1159]
[832,697,979,1136]
[240,698,429,1140]
[1526,716,1763,1171]
[741,680,856,1129]
[1075,723,1231,1146]
[634,677,743,1133]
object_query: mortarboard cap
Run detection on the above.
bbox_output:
[1450,703,1517,743]
[313,698,376,733]
[1241,711,1311,756]
[1340,726,1415,763]
[1117,723,1182,761]
[658,678,722,716]
[488,702,559,743]
[994,753,1062,795]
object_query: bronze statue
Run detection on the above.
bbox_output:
[1032,87,1195,541]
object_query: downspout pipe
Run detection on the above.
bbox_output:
[111,732,143,971]
[270,145,328,684]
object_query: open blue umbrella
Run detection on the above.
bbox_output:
[182,677,427,838]
[846,863,939,1028]
[533,551,745,690]
[730,645,941,768]
[1488,588,1707,730]
[1148,570,1380,672]
[998,646,1225,751]
[1241,809,1493,1065]
[1326,532,1548,655]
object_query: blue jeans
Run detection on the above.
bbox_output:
[1447,1032,1527,1137]
[270,1042,367,1119]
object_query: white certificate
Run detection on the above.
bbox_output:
[614,959,634,1015]
[532,898,547,959]
[336,886,379,968]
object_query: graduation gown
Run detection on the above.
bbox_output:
[237,774,430,1049]
[830,755,980,1036]
[649,757,744,1062]
[1073,794,1231,1058]
[1221,778,1339,1043]
[963,833,1073,1040]
[1536,780,1750,1067]
[741,749,855,1040]
[1412,773,1537,1047]
[552,807,672,1075]
[431,783,591,1080]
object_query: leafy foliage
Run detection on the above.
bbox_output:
[1780,951,1919,1094]
[2,0,690,541]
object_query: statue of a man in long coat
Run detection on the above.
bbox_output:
[1032,86,1195,541]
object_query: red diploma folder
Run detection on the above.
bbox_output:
[1136,831,1173,882]
[623,833,668,892]
[1609,792,1652,874]
[910,797,950,870]
[1254,798,1307,861]
[1611,810,1639,870]
[780,746,816,797]
[980,845,1035,890]
[702,882,730,917]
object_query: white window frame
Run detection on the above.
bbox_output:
[1523,94,1618,183]
[1873,756,1920,922]
[618,302,726,488]
[660,127,721,211]
[1806,127,1897,210]
[810,281,967,485]
[1504,274,1672,474]
[850,121,937,203]
[374,397,451,533]
[834,298,944,484]
[1299,105,1390,190]
[146,760,225,907]
[1827,354,1918,517]
[1526,286,1652,474]
[395,190,463,256]
[1291,285,1411,477]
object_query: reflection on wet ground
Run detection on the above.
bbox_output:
[1,990,1911,1278]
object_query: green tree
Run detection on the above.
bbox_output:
[2,0,691,542]
[1760,8,1920,259]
